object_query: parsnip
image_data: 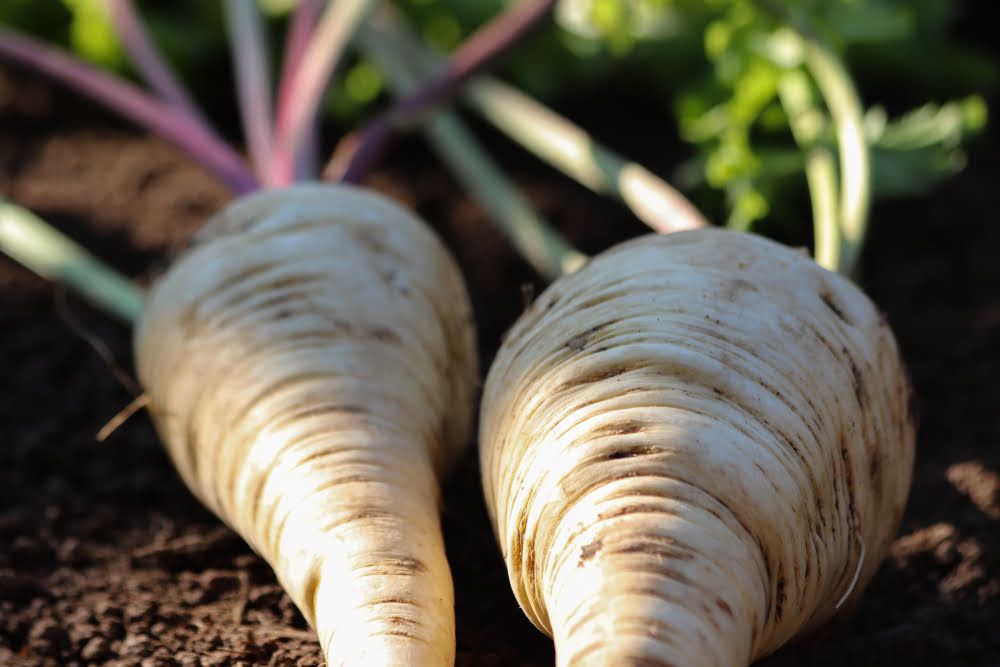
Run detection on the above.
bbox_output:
[135,183,478,666]
[480,229,915,667]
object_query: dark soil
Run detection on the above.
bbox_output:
[2,51,998,667]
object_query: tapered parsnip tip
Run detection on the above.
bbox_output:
[481,228,914,667]
[136,183,477,665]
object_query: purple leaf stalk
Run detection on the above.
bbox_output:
[224,0,278,185]
[0,0,376,193]
[329,0,557,182]
[273,0,376,183]
[274,0,325,182]
[101,0,209,129]
[0,25,257,194]
[0,0,601,287]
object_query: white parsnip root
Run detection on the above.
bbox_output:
[480,229,915,666]
[135,184,478,665]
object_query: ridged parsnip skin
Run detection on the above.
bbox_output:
[135,184,477,666]
[480,229,915,667]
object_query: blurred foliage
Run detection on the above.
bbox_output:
[63,0,123,67]
[542,0,992,233]
[0,0,993,236]
[0,1,234,124]
[0,1,226,73]
[389,0,992,235]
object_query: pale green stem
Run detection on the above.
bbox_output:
[274,0,325,182]
[357,22,586,279]
[467,79,709,233]
[224,0,276,186]
[0,199,144,323]
[802,149,840,271]
[274,0,376,169]
[758,0,871,277]
[425,111,587,278]
[779,68,842,272]
[101,0,210,130]
[366,12,708,234]
[801,39,870,278]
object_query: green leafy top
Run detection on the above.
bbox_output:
[551,0,990,236]
[2,0,992,254]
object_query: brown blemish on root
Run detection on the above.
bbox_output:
[373,629,425,641]
[301,565,321,624]
[524,535,536,589]
[603,540,695,564]
[820,290,851,325]
[291,404,370,419]
[352,227,402,260]
[381,615,420,629]
[599,446,662,462]
[243,456,270,533]
[378,268,398,286]
[366,556,427,577]
[869,451,883,491]
[322,474,384,487]
[254,272,328,294]
[557,363,644,391]
[211,260,285,298]
[845,348,865,406]
[182,420,201,486]
[761,558,773,621]
[597,503,667,522]
[508,511,528,577]
[179,304,199,334]
[723,278,758,302]
[578,537,602,565]
[369,327,402,344]
[369,597,417,607]
[565,321,617,351]
[375,268,413,297]
[839,430,859,528]
[773,563,786,623]
[627,657,679,667]
[593,420,647,437]
[512,512,527,556]
[716,598,734,617]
